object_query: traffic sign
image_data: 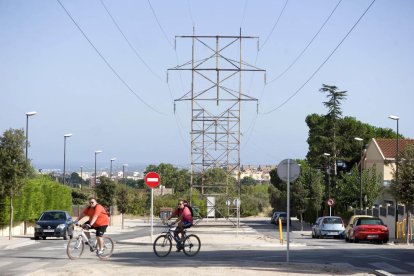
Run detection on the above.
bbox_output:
[145,172,161,188]
[277,159,300,182]
[327,198,335,206]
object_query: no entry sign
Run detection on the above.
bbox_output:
[145,172,161,188]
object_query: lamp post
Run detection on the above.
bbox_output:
[324,153,332,216]
[25,111,37,160]
[123,164,128,184]
[63,133,73,185]
[389,115,399,239]
[354,137,364,210]
[94,150,103,187]
[80,166,83,189]
[110,158,116,179]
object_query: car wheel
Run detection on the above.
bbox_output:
[345,236,349,242]
[42,237,46,240]
[354,237,359,243]
[63,230,68,240]
[311,231,315,238]
[34,236,39,240]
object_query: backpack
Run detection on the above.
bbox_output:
[101,204,111,217]
[185,205,194,217]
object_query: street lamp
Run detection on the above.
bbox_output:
[110,158,116,178]
[63,133,73,185]
[323,153,331,197]
[123,164,128,184]
[389,114,400,239]
[80,166,83,189]
[94,150,103,187]
[324,153,332,216]
[25,111,37,160]
[354,137,364,210]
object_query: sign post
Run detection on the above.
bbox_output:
[327,198,335,216]
[277,159,300,264]
[145,172,161,242]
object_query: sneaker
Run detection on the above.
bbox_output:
[97,250,104,255]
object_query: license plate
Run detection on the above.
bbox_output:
[367,235,378,238]
[328,232,337,235]
[43,229,55,232]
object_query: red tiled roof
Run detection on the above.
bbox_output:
[375,139,414,159]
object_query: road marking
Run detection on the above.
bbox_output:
[375,270,396,276]
[11,261,49,272]
[331,262,360,270]
[370,262,406,274]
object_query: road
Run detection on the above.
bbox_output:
[0,218,413,275]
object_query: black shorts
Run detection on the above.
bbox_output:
[85,221,108,237]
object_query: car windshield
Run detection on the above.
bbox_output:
[357,218,383,225]
[278,213,286,218]
[323,217,342,224]
[40,212,65,220]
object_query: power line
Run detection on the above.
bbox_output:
[240,0,248,28]
[261,0,376,115]
[260,0,289,51]
[267,0,343,84]
[147,0,174,49]
[57,0,167,115]
[99,0,164,82]
[187,0,195,28]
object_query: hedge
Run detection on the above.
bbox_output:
[0,175,72,226]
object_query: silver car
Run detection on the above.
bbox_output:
[312,216,345,239]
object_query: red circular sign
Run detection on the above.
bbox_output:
[327,198,335,206]
[145,172,161,188]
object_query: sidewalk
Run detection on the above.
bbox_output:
[0,218,381,275]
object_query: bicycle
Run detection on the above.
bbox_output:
[153,222,201,257]
[66,224,114,260]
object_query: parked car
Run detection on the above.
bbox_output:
[272,212,291,225]
[346,216,389,243]
[270,211,284,224]
[344,215,373,241]
[312,216,345,239]
[34,210,74,240]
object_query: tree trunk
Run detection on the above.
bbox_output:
[9,196,13,240]
[406,209,411,244]
[300,213,303,231]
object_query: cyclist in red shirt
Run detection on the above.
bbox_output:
[165,199,193,251]
[77,197,109,255]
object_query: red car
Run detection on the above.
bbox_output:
[347,217,389,243]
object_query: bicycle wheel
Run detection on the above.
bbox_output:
[153,234,172,257]
[67,236,84,260]
[183,234,201,257]
[97,236,114,260]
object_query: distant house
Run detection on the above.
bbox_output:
[236,164,275,183]
[364,138,414,205]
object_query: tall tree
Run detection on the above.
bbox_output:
[145,163,189,192]
[320,84,347,176]
[390,145,414,243]
[95,176,117,213]
[0,129,32,240]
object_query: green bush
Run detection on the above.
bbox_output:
[0,175,72,226]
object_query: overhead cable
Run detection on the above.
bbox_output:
[267,0,343,84]
[99,0,164,82]
[147,0,174,49]
[261,0,376,115]
[260,0,289,51]
[57,0,167,115]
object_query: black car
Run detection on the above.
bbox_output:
[34,210,74,240]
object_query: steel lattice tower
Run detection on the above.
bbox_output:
[169,30,265,218]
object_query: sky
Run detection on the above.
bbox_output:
[1,0,413,173]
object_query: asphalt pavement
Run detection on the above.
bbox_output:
[0,217,383,275]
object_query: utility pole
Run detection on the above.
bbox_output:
[169,29,265,221]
